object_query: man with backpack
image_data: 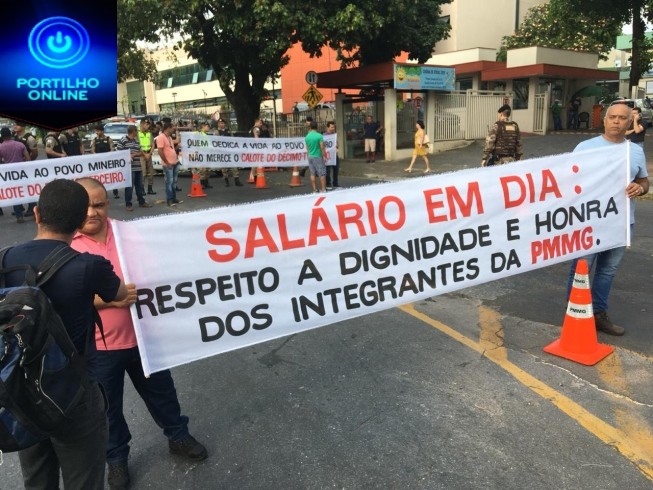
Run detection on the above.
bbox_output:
[481,104,523,166]
[72,178,207,489]
[1,179,128,489]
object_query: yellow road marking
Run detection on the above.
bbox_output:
[399,303,653,480]
[596,354,653,458]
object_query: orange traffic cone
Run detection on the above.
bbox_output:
[543,259,613,365]
[254,166,268,189]
[187,172,207,198]
[288,166,304,187]
[247,168,255,184]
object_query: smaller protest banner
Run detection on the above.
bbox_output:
[0,150,132,207]
[179,132,337,168]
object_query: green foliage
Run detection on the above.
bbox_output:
[499,2,622,61]
[326,0,451,66]
[117,0,452,130]
[561,0,653,88]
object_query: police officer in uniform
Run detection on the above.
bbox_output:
[63,128,84,156]
[90,124,120,199]
[138,119,156,195]
[196,122,213,189]
[44,130,66,159]
[216,119,242,187]
[481,104,523,166]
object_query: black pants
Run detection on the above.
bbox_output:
[19,382,107,490]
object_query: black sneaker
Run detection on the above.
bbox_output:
[107,461,130,490]
[169,435,208,461]
[594,311,624,336]
[172,199,183,204]
[167,200,177,207]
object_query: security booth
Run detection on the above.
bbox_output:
[317,62,457,161]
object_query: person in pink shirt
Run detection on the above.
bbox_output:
[72,178,207,489]
[155,122,182,207]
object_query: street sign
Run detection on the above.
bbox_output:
[302,85,323,109]
[305,70,319,85]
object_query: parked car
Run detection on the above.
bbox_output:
[609,98,653,127]
[102,122,131,142]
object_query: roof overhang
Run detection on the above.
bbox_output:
[481,63,619,82]
[317,62,396,90]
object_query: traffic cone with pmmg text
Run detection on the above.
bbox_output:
[187,172,207,198]
[288,166,304,187]
[543,259,613,365]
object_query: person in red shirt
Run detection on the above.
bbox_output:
[72,178,207,489]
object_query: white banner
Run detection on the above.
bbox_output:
[0,151,132,206]
[179,132,337,168]
[113,145,629,375]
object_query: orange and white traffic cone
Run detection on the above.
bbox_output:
[247,168,255,184]
[254,166,268,189]
[288,166,304,187]
[188,172,207,198]
[543,259,613,365]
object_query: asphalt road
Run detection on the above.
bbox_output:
[1,132,652,489]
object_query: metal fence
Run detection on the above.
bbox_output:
[432,90,512,141]
[533,93,548,134]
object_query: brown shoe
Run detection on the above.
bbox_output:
[594,311,624,336]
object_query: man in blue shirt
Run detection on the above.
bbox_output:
[567,102,649,335]
[363,115,382,163]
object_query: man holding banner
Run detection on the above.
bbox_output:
[73,178,207,489]
[567,102,648,336]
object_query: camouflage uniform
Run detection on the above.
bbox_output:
[482,120,523,165]
[194,129,213,187]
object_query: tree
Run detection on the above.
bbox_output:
[117,0,452,131]
[497,2,623,63]
[117,2,158,82]
[564,0,653,91]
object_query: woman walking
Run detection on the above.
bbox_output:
[404,120,431,173]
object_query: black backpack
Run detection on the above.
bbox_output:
[0,245,91,452]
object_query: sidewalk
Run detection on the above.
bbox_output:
[338,132,653,188]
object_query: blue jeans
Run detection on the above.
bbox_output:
[553,115,562,131]
[566,245,627,313]
[163,163,180,201]
[568,111,578,129]
[124,169,145,206]
[89,347,189,463]
[326,156,340,187]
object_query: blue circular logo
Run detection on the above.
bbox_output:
[28,17,90,69]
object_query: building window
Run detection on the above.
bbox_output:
[513,79,529,109]
[155,63,217,89]
[438,15,450,25]
[457,78,473,91]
